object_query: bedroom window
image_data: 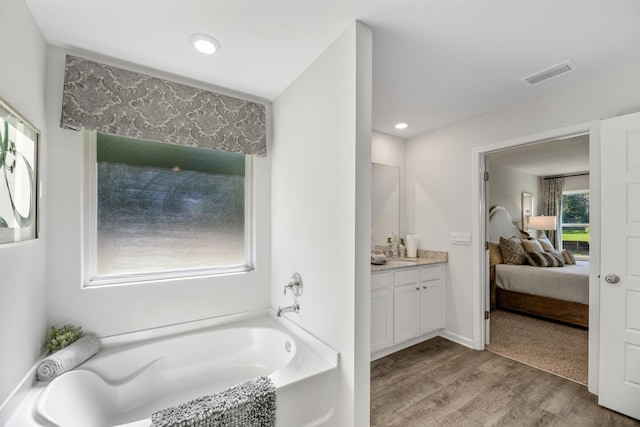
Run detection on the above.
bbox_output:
[561,190,589,259]
[84,132,252,286]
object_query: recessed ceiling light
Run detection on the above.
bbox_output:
[395,122,408,130]
[189,33,221,55]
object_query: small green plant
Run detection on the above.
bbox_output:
[43,324,82,353]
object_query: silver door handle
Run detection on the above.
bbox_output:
[605,274,620,284]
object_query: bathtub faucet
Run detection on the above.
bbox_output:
[277,301,300,317]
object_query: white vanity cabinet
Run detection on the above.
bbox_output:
[419,264,445,334]
[371,263,445,359]
[393,269,421,343]
[371,272,394,353]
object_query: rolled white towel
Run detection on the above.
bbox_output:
[371,253,387,265]
[36,335,100,381]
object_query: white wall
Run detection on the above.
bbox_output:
[372,131,407,238]
[372,131,405,165]
[43,46,272,337]
[0,0,48,410]
[487,162,541,229]
[271,22,372,427]
[406,60,640,344]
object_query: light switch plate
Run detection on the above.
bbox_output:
[451,232,471,245]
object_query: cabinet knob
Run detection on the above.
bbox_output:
[423,285,427,289]
[416,287,420,291]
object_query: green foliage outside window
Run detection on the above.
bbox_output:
[561,192,589,224]
[561,191,590,258]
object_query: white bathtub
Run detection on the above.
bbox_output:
[27,312,338,427]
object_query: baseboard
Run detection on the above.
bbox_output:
[371,330,440,361]
[439,330,474,349]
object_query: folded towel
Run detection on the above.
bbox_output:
[151,375,276,427]
[371,253,387,265]
[36,335,100,381]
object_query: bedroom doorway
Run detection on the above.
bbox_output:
[485,135,590,385]
[471,120,600,394]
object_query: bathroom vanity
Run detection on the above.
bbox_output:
[371,257,446,360]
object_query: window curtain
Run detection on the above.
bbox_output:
[543,177,564,249]
[60,55,267,156]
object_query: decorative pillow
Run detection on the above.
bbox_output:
[548,251,565,267]
[525,251,551,267]
[521,239,544,252]
[499,236,526,265]
[525,251,565,267]
[537,236,554,251]
[489,242,503,266]
[562,249,576,265]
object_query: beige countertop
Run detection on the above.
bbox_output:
[371,250,448,272]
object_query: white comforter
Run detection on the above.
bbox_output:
[495,260,589,305]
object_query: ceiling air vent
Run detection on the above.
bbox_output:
[521,60,576,86]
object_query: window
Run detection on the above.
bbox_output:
[84,132,251,286]
[561,190,589,259]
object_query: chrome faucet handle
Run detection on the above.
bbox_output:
[283,273,303,296]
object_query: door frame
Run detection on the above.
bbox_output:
[471,119,601,395]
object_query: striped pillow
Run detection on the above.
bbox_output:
[525,251,551,267]
[548,251,565,267]
[525,251,565,267]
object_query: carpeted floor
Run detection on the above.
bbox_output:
[486,309,588,385]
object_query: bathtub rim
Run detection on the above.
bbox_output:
[1,308,339,427]
[98,308,338,366]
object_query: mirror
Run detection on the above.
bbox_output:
[371,163,399,247]
[521,192,534,230]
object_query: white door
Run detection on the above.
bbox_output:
[599,112,640,420]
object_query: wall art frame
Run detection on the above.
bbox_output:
[0,96,39,244]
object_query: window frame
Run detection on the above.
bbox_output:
[82,131,254,287]
[561,189,590,259]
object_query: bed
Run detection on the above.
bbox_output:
[488,206,589,327]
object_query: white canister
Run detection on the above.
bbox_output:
[406,234,418,258]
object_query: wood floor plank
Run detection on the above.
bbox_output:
[371,337,640,427]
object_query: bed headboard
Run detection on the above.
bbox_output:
[488,206,529,243]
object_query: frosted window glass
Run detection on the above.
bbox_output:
[96,134,246,277]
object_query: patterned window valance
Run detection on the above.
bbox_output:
[61,55,267,156]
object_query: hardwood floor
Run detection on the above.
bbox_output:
[371,337,640,426]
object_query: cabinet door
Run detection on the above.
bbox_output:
[420,265,445,334]
[371,287,394,353]
[394,283,421,344]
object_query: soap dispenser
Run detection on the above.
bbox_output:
[391,233,399,257]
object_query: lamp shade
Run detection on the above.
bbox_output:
[528,215,557,231]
